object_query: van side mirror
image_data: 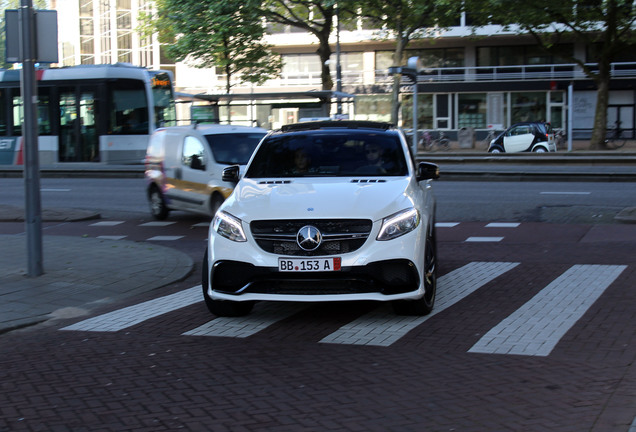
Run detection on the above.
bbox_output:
[416,162,440,181]
[222,165,240,183]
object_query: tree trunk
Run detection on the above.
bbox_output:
[589,79,609,150]
[589,60,612,150]
[316,35,333,91]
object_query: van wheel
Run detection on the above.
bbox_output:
[210,194,224,217]
[201,248,254,317]
[149,186,169,220]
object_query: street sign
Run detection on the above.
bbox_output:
[5,9,58,63]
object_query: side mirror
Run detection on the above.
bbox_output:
[416,162,440,181]
[222,165,240,183]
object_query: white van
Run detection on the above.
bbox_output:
[144,124,267,220]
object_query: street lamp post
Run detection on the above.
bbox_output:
[388,56,423,156]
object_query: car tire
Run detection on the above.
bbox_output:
[392,230,437,316]
[149,186,169,220]
[488,147,503,153]
[201,248,254,317]
[209,193,224,217]
[532,146,548,153]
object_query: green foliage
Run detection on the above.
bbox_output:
[143,0,282,93]
[467,0,636,148]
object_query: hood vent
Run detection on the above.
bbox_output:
[351,179,387,183]
[258,180,292,185]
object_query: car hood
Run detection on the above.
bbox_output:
[222,177,417,222]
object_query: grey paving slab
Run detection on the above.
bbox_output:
[0,234,193,333]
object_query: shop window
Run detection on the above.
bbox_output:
[511,92,546,123]
[458,94,487,128]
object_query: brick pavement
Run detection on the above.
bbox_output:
[1,223,636,431]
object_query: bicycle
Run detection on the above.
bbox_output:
[480,129,497,149]
[420,130,450,151]
[554,128,566,150]
[605,122,626,149]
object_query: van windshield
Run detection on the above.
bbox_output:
[205,133,266,165]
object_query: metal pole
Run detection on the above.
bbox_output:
[335,4,342,116]
[567,83,573,152]
[20,0,43,276]
[412,75,418,156]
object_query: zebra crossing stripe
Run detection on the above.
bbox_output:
[60,286,202,332]
[183,303,305,338]
[320,262,520,347]
[468,264,627,357]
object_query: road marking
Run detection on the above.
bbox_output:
[540,192,591,195]
[140,221,176,227]
[184,303,304,338]
[96,235,127,240]
[90,221,125,226]
[320,262,520,346]
[468,264,627,357]
[466,236,504,242]
[40,188,71,192]
[61,286,201,332]
[147,236,184,241]
[192,222,210,228]
[486,222,520,228]
[436,222,459,228]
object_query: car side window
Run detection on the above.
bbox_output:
[182,136,206,170]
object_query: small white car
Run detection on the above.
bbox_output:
[488,121,556,153]
[144,124,267,219]
[202,121,440,316]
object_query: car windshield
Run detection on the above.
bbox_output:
[205,133,266,165]
[245,130,408,178]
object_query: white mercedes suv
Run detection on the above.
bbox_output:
[202,121,440,316]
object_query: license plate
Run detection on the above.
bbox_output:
[278,257,341,272]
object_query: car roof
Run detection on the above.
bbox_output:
[159,124,268,136]
[278,120,396,133]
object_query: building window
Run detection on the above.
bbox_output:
[458,94,487,128]
[354,95,391,122]
[477,45,573,67]
[281,54,321,80]
[401,94,434,129]
[511,92,546,123]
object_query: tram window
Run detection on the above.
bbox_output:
[0,90,6,136]
[38,92,52,135]
[8,91,52,136]
[12,95,23,136]
[109,79,149,135]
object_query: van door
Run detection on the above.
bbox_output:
[176,135,212,213]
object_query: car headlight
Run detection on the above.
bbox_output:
[212,211,247,242]
[377,208,420,241]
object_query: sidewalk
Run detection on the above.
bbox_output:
[0,207,193,333]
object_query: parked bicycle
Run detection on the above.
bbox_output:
[420,130,450,151]
[554,128,566,150]
[605,121,626,149]
[480,129,497,149]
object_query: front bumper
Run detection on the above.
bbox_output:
[209,258,420,299]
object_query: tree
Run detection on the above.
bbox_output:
[141,0,282,94]
[260,0,357,91]
[470,0,636,150]
[358,0,463,124]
